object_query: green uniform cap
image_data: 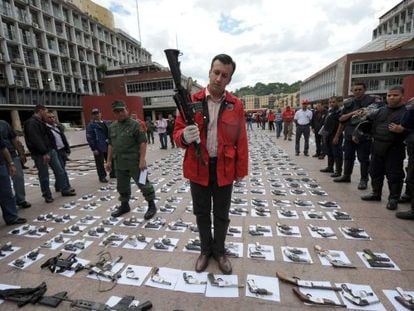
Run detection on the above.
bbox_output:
[112,100,126,110]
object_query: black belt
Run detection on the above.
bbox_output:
[298,124,310,126]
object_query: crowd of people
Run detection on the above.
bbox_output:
[247,83,414,220]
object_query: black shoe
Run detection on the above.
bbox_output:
[399,194,411,203]
[361,193,381,201]
[7,218,27,226]
[144,200,157,220]
[304,153,309,156]
[45,196,54,203]
[17,201,31,209]
[296,152,299,156]
[386,199,398,210]
[99,178,108,183]
[358,180,368,190]
[320,167,334,173]
[312,154,319,158]
[333,175,351,183]
[288,138,292,141]
[396,209,414,220]
[109,174,116,179]
[284,137,287,140]
[62,191,76,196]
[111,202,131,217]
[330,172,341,178]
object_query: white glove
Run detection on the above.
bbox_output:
[183,125,200,144]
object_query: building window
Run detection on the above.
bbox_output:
[126,79,174,93]
[384,77,403,89]
[352,62,382,74]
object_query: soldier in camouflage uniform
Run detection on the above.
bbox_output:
[106,101,157,219]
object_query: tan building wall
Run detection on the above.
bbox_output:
[69,0,115,30]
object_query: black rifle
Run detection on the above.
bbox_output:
[164,49,202,159]
[0,282,47,307]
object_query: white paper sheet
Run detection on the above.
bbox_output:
[276,225,301,238]
[247,244,275,261]
[245,274,280,302]
[144,267,181,290]
[308,226,337,239]
[281,246,313,264]
[356,252,400,271]
[205,274,240,298]
[383,289,414,311]
[117,265,152,286]
[174,271,208,294]
[317,250,353,267]
[335,283,386,311]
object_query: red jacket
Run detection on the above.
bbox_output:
[282,109,295,122]
[174,89,248,187]
[268,112,275,122]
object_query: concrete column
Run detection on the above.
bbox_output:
[11,110,22,131]
[151,110,156,121]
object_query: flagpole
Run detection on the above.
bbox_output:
[135,0,142,45]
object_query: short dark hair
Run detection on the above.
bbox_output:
[388,85,404,94]
[34,104,46,113]
[211,54,236,76]
[353,82,367,89]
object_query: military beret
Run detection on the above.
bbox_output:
[112,100,126,110]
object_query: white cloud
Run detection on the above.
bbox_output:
[95,0,400,91]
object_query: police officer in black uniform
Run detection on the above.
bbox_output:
[320,96,343,177]
[334,82,375,189]
[361,86,407,211]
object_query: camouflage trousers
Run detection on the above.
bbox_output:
[116,168,155,203]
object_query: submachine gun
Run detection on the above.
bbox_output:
[164,49,202,159]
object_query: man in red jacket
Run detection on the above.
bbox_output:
[174,54,248,274]
[282,106,295,140]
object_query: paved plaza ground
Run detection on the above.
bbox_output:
[0,129,413,310]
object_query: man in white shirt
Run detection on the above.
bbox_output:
[155,114,168,149]
[294,100,313,156]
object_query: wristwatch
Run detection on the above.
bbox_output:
[8,162,15,166]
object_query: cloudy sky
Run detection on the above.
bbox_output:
[95,0,399,91]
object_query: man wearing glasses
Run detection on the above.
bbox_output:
[333,82,375,190]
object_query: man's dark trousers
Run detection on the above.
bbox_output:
[295,124,310,154]
[190,158,233,257]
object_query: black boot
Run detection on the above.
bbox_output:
[386,182,403,210]
[144,200,157,220]
[358,163,369,190]
[320,157,334,173]
[333,160,353,183]
[111,202,130,217]
[331,158,343,178]
[396,195,414,220]
[361,178,383,201]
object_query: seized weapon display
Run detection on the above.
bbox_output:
[318,201,339,208]
[207,273,243,288]
[144,217,166,229]
[125,266,140,280]
[40,252,83,273]
[341,284,379,306]
[292,287,346,307]
[185,239,201,251]
[229,206,248,215]
[314,245,356,268]
[276,272,342,291]
[362,249,395,268]
[0,282,47,307]
[279,208,297,217]
[332,211,352,220]
[248,242,270,259]
[164,49,202,158]
[0,241,14,256]
[154,236,176,249]
[247,279,272,296]
[394,287,414,310]
[227,226,241,236]
[277,223,299,235]
[283,248,311,263]
[341,226,370,239]
[150,267,171,286]
[308,224,336,238]
[183,272,207,285]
